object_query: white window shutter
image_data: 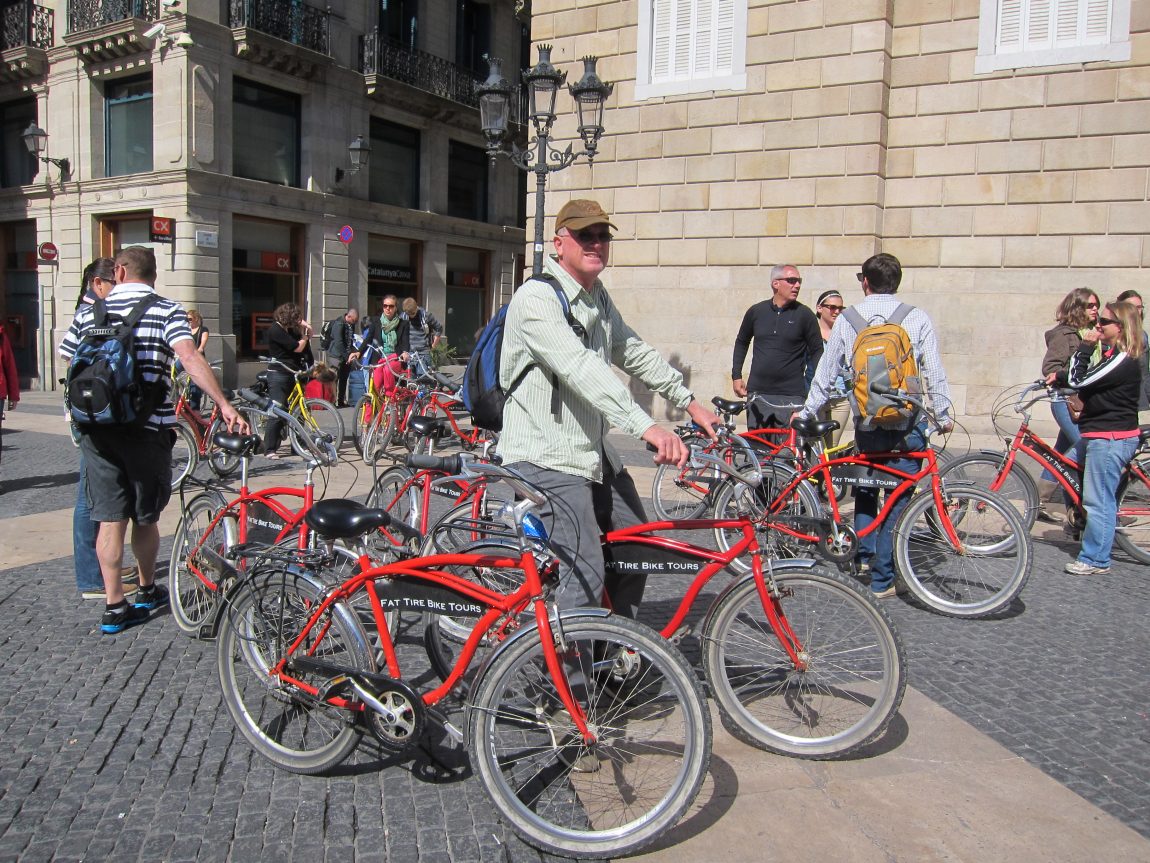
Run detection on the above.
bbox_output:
[716,0,734,73]
[1085,0,1111,39]
[1027,0,1053,48]
[673,0,693,77]
[997,0,1023,50]
[652,0,672,79]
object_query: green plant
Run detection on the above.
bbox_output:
[431,338,458,367]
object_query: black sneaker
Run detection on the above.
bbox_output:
[134,583,169,610]
[101,601,149,634]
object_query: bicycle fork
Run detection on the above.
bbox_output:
[751,558,809,672]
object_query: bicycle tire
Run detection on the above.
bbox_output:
[894,485,1031,618]
[290,398,345,459]
[650,434,719,519]
[206,416,242,478]
[365,466,422,541]
[170,422,198,488]
[352,394,374,455]
[702,564,905,758]
[362,401,398,465]
[713,460,822,572]
[938,451,1039,531]
[467,614,711,859]
[217,568,372,774]
[1114,460,1150,564]
[169,492,236,635]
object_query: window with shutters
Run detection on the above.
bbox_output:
[975,0,1130,73]
[635,0,747,100]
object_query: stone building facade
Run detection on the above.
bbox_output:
[530,0,1150,432]
[0,0,528,389]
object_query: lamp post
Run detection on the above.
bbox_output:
[477,45,613,276]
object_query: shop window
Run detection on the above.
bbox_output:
[233,218,300,358]
[368,235,421,313]
[447,140,488,222]
[369,118,420,210]
[106,75,154,176]
[0,99,36,187]
[446,245,486,356]
[233,78,301,187]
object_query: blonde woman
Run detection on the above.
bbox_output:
[1047,301,1143,576]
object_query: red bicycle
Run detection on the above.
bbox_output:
[169,363,241,485]
[939,381,1150,559]
[167,388,340,637]
[214,457,711,859]
[416,449,906,760]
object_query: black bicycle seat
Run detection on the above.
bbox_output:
[791,417,839,438]
[712,397,746,415]
[409,416,450,439]
[212,432,261,456]
[305,499,392,539]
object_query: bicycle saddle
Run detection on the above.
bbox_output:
[306,499,393,539]
[409,416,450,439]
[711,397,746,415]
[790,417,839,438]
[212,432,262,456]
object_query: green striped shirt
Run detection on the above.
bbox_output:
[498,256,693,481]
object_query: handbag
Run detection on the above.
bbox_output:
[1066,393,1084,423]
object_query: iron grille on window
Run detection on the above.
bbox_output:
[66,0,158,34]
[361,31,479,107]
[0,1,52,50]
[229,0,329,56]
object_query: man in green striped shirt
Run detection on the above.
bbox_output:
[500,200,721,616]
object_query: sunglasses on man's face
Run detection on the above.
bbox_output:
[778,277,802,285]
[571,229,613,245]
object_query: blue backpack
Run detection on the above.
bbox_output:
[461,275,584,432]
[65,294,164,427]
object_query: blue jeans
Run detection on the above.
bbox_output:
[855,423,928,593]
[1075,435,1139,568]
[1043,399,1082,482]
[73,455,103,591]
[408,351,434,378]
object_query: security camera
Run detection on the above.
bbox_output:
[143,22,166,40]
[172,32,194,48]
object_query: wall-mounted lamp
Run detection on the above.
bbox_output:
[21,123,71,184]
[334,135,371,183]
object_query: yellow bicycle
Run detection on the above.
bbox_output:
[247,358,345,457]
[351,360,389,456]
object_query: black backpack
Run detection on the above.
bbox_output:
[319,318,336,353]
[461,274,585,432]
[65,294,165,427]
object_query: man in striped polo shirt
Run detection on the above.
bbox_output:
[60,246,246,634]
[499,200,721,617]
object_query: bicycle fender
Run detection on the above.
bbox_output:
[700,558,823,639]
[463,607,613,745]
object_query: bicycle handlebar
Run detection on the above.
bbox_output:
[405,452,548,506]
[234,387,338,467]
[868,384,951,434]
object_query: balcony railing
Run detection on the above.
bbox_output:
[361,31,481,108]
[229,0,329,56]
[1,2,53,50]
[67,0,158,34]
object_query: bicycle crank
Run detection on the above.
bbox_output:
[349,675,425,753]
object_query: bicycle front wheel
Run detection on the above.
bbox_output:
[169,492,236,635]
[894,486,1032,618]
[217,569,371,774]
[170,422,198,488]
[702,564,905,758]
[939,451,1039,530]
[651,446,720,519]
[362,401,398,465]
[1114,460,1150,564]
[290,398,345,458]
[467,614,711,859]
[352,394,374,455]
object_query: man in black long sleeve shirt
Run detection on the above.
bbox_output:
[732,264,823,429]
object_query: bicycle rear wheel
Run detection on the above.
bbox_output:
[362,401,398,465]
[938,451,1039,530]
[170,422,198,488]
[651,456,720,519]
[290,398,345,458]
[169,492,236,635]
[894,486,1031,618]
[1114,460,1150,564]
[468,614,711,859]
[217,568,371,774]
[702,564,905,758]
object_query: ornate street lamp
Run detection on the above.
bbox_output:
[477,46,613,276]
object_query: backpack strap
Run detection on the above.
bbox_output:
[843,306,867,335]
[124,294,161,328]
[887,303,913,326]
[506,274,589,404]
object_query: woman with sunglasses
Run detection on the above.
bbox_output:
[1047,301,1143,576]
[815,290,851,447]
[1039,289,1102,517]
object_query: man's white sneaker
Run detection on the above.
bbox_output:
[1064,560,1110,576]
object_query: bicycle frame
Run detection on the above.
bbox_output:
[271,544,597,740]
[420,390,489,448]
[603,518,810,669]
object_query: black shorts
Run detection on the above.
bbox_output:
[79,425,174,525]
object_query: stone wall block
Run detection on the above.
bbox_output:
[819,113,885,146]
[917,81,982,115]
[1070,235,1143,267]
[1074,168,1148,202]
[885,176,945,207]
[973,204,1040,235]
[914,143,978,176]
[660,184,711,211]
[1003,236,1071,267]
[1081,101,1150,136]
[890,54,951,88]
[1008,172,1075,203]
[1038,202,1109,234]
[940,237,1003,266]
[976,140,1043,173]
[788,206,846,235]
[1011,105,1082,139]
[734,151,791,180]
[942,174,1009,205]
[888,115,948,146]
[792,86,851,119]
[707,238,761,265]
[884,237,942,266]
[911,206,974,236]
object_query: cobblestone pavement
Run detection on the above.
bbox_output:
[0,403,1148,861]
